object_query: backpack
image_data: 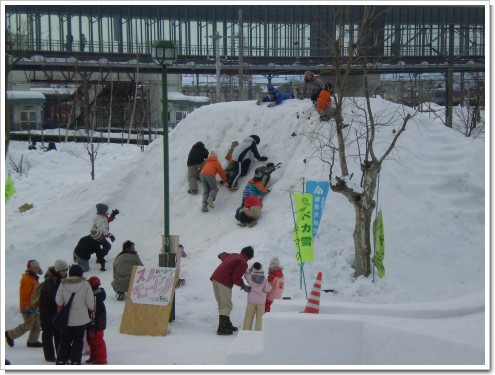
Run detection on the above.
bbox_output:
[310,87,322,102]
[30,281,45,308]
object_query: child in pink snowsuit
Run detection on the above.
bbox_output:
[242,262,271,331]
[265,257,285,313]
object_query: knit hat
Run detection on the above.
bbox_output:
[269,256,281,269]
[250,135,260,145]
[87,276,101,290]
[54,259,69,272]
[90,228,102,240]
[69,264,84,277]
[252,262,264,273]
[96,203,109,215]
[241,246,254,260]
[26,260,43,274]
[267,86,276,94]
[304,70,313,79]
[209,150,217,157]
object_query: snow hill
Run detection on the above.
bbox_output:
[3,97,486,369]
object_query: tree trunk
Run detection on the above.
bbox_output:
[333,160,380,277]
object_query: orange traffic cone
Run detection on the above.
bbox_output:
[303,272,322,314]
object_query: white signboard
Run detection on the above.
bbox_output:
[130,266,176,306]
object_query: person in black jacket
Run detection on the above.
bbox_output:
[186,141,209,194]
[73,235,107,273]
[85,277,107,364]
[39,260,69,362]
[227,135,268,190]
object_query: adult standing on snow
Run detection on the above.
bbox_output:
[5,260,44,348]
[90,203,119,263]
[111,241,143,301]
[55,264,94,365]
[199,150,228,212]
[210,246,254,335]
[187,141,209,195]
[302,70,325,99]
[39,260,69,362]
[227,135,268,190]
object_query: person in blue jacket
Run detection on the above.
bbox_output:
[256,86,293,107]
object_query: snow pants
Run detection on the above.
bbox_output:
[87,329,107,364]
[187,162,204,192]
[200,174,219,204]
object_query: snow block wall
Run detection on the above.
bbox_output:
[225,301,484,366]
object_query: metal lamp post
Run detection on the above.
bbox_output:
[152,40,177,320]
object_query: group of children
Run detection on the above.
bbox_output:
[242,256,285,331]
[186,135,272,219]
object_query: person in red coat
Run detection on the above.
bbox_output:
[210,246,254,335]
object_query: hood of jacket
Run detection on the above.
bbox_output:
[60,276,87,292]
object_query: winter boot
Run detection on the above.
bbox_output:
[207,196,215,208]
[237,222,247,227]
[216,315,233,335]
[225,316,238,332]
[116,292,125,301]
[248,220,258,228]
[201,203,208,212]
[5,331,14,347]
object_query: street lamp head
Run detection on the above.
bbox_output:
[152,40,177,66]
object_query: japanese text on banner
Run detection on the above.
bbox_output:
[292,193,314,264]
[305,181,330,238]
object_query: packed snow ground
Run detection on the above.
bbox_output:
[2,97,487,370]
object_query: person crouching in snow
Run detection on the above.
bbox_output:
[199,150,228,212]
[242,262,271,331]
[85,276,107,365]
[90,203,119,263]
[236,195,263,228]
[265,257,285,313]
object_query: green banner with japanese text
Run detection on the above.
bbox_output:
[292,193,314,264]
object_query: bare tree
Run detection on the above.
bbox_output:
[304,6,416,277]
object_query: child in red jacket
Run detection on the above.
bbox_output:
[85,277,107,365]
[265,257,285,313]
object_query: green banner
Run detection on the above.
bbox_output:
[293,193,314,264]
[5,175,16,202]
[372,209,385,278]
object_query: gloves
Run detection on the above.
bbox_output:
[110,209,119,219]
[109,234,116,243]
[256,99,261,105]
[267,102,276,108]
[241,285,252,293]
[259,156,268,162]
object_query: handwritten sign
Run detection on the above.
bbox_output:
[130,266,176,306]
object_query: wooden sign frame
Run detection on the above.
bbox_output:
[120,265,176,336]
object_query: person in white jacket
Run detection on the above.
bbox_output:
[90,203,119,270]
[55,265,94,365]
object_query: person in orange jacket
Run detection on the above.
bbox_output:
[313,84,345,123]
[199,150,228,212]
[5,260,43,348]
